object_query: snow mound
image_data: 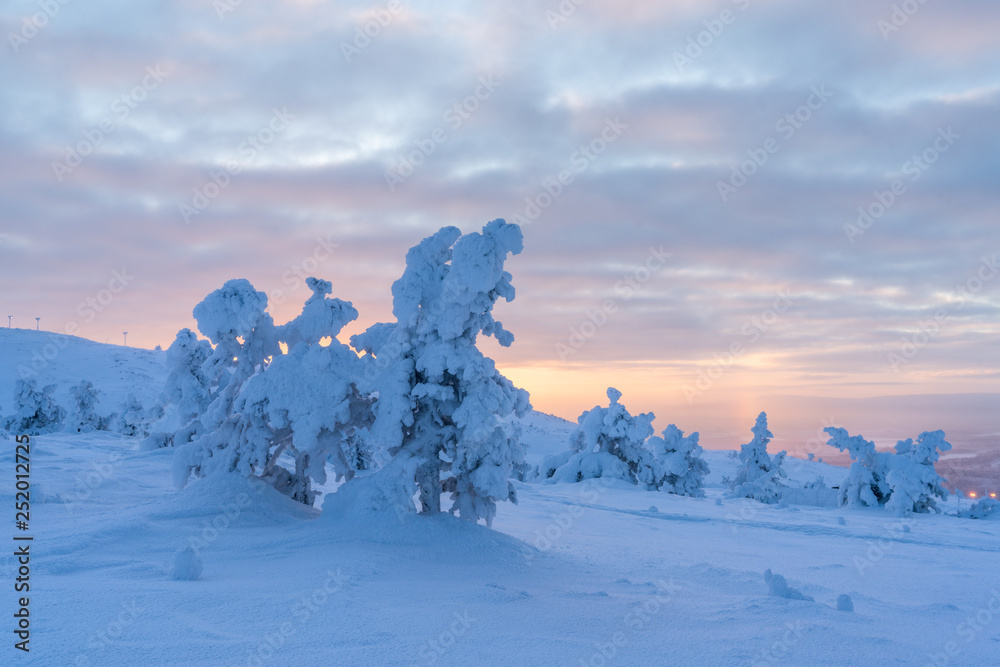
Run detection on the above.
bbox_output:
[170,545,203,581]
[763,569,814,602]
[149,471,319,525]
[320,469,532,566]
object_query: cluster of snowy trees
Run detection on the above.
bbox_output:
[152,220,530,526]
[824,426,953,516]
[2,218,974,527]
[534,387,710,498]
[1,378,156,438]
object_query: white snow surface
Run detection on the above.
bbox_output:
[2,329,999,665]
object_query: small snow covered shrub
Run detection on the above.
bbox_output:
[347,220,530,526]
[959,498,1000,520]
[67,380,110,433]
[170,545,203,581]
[114,394,155,437]
[544,388,654,485]
[2,380,66,435]
[823,427,891,508]
[538,392,707,496]
[825,426,952,516]
[729,412,786,504]
[640,424,710,497]
[884,431,951,516]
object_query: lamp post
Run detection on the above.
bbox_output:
[123,331,128,346]
[7,315,11,328]
[35,317,39,331]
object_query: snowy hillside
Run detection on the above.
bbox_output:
[0,328,165,416]
[1,330,999,665]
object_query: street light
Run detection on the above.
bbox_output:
[35,317,40,331]
[7,315,11,329]
[123,331,128,346]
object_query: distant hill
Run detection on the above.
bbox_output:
[0,328,166,415]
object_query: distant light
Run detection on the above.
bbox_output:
[991,493,997,499]
[968,492,977,498]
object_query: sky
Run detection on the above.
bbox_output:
[1,0,998,453]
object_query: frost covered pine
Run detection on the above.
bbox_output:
[173,278,371,506]
[345,220,530,526]
[161,328,213,430]
[885,430,952,516]
[640,424,710,496]
[171,279,278,488]
[142,328,213,449]
[114,394,154,438]
[67,380,110,433]
[2,379,66,435]
[541,387,654,485]
[729,411,786,504]
[230,277,372,505]
[959,497,1000,520]
[823,427,891,508]
[825,426,951,516]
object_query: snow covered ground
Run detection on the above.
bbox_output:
[2,329,999,665]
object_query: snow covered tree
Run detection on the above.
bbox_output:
[729,412,786,504]
[542,388,654,485]
[959,498,1000,520]
[114,394,155,437]
[163,328,213,427]
[173,277,372,506]
[884,430,951,516]
[171,279,278,486]
[826,426,950,516]
[142,328,214,449]
[640,424,710,496]
[67,380,110,433]
[2,380,66,435]
[191,279,279,432]
[824,427,891,508]
[345,220,530,526]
